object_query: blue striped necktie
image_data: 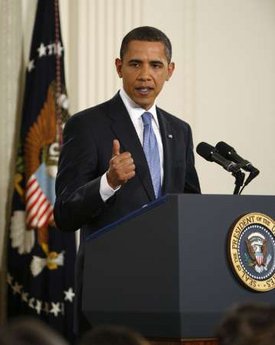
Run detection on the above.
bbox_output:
[142,112,161,198]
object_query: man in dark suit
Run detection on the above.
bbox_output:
[54,26,200,335]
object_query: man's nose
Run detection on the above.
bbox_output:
[137,65,151,80]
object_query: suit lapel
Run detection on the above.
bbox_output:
[107,95,155,200]
[157,108,175,194]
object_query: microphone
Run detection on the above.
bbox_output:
[196,142,241,174]
[215,141,259,177]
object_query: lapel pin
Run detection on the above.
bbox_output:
[168,134,173,139]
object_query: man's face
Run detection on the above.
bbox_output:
[115,40,175,110]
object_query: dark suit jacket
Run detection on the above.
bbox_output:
[54,92,200,334]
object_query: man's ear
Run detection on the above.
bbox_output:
[115,58,122,78]
[166,62,175,81]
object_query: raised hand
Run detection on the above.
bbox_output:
[106,139,136,189]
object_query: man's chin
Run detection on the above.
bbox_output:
[133,97,153,110]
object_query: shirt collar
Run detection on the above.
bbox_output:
[119,88,159,127]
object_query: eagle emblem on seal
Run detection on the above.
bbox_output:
[246,232,272,273]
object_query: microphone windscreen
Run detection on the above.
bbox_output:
[196,142,215,162]
[216,141,235,157]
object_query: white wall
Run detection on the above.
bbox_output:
[194,0,275,195]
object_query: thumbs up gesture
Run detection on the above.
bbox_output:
[106,139,136,189]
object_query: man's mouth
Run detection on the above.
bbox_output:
[135,87,153,95]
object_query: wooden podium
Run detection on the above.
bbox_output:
[82,194,275,345]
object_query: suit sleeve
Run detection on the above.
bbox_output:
[54,115,111,232]
[184,124,201,194]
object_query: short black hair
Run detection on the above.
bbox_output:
[79,325,149,345]
[216,303,275,345]
[120,26,172,63]
[0,316,68,345]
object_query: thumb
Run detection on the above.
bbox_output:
[112,139,120,157]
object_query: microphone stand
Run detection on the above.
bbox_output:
[232,170,245,195]
[238,169,260,195]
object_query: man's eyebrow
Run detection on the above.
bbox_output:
[128,59,142,63]
[150,60,164,65]
[127,59,164,64]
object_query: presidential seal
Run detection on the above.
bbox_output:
[228,212,275,292]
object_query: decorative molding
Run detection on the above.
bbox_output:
[65,0,142,113]
[0,0,23,323]
[182,0,196,128]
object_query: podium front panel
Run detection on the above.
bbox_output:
[82,194,275,338]
[177,194,275,337]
